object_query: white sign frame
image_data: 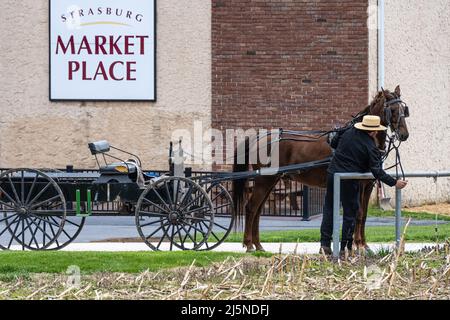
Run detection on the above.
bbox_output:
[49,0,156,101]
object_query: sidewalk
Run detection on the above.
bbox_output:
[17,242,438,254]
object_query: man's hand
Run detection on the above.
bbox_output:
[395,180,408,189]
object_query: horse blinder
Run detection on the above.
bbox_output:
[383,98,409,124]
[404,105,410,118]
[384,107,392,125]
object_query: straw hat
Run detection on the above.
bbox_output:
[354,115,387,131]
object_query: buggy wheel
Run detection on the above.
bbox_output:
[42,215,85,250]
[196,182,235,251]
[135,176,214,251]
[0,168,66,250]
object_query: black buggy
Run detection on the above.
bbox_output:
[0,141,235,251]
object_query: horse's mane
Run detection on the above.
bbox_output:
[365,91,385,116]
[358,89,394,125]
[366,90,390,148]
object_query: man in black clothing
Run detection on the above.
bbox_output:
[320,115,408,255]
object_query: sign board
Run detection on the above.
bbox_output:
[49,0,156,101]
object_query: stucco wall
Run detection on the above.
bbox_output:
[369,0,450,205]
[0,0,211,170]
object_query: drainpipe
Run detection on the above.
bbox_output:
[377,0,385,90]
[377,0,389,206]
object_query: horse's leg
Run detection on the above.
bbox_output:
[354,181,374,251]
[285,179,300,211]
[251,176,279,251]
[360,181,374,250]
[243,178,276,252]
[243,195,256,252]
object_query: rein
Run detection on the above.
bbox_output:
[277,94,408,182]
[381,134,405,180]
[276,129,333,143]
[379,94,409,181]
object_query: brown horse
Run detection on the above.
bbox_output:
[232,86,410,252]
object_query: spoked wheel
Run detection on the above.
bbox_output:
[135,176,214,251]
[43,215,85,250]
[196,182,235,251]
[0,168,66,250]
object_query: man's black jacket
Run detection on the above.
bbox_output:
[328,127,397,187]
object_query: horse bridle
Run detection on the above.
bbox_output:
[354,93,410,181]
[383,96,410,131]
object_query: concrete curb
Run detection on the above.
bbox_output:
[8,242,440,254]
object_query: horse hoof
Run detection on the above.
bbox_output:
[255,247,266,252]
[246,247,256,253]
[364,245,375,255]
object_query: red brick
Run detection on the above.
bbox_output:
[212,0,369,133]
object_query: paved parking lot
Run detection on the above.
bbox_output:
[73,215,446,243]
[2,215,446,249]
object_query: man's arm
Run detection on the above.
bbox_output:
[367,143,397,187]
[329,129,344,149]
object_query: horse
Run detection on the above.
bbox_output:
[232,85,410,252]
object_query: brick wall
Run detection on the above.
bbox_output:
[212,0,369,132]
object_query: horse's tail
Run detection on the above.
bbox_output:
[232,137,250,229]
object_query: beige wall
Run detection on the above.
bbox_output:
[0,0,211,170]
[369,0,450,205]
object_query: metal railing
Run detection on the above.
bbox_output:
[256,180,325,218]
[184,169,325,218]
[332,170,450,258]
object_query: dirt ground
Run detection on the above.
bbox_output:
[405,203,450,216]
[1,244,449,300]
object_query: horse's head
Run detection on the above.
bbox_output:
[370,85,410,142]
[381,85,410,141]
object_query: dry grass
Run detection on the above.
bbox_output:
[1,242,449,300]
[1,219,449,300]
[405,202,450,216]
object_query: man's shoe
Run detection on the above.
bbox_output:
[320,246,332,255]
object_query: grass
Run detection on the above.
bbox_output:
[218,206,449,243]
[224,223,450,243]
[0,251,270,277]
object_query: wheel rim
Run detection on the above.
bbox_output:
[196,182,235,251]
[135,177,214,251]
[43,215,85,250]
[0,169,66,250]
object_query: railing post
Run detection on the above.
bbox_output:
[173,141,185,178]
[332,174,341,258]
[395,187,402,247]
[184,167,192,178]
[302,186,310,221]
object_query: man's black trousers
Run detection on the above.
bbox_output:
[320,173,360,251]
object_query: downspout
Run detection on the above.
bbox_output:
[378,0,385,90]
[377,0,390,208]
